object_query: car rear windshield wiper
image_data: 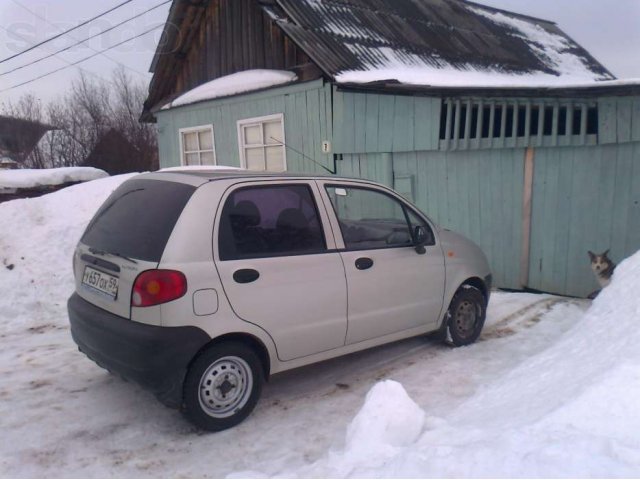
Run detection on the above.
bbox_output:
[88,247,138,264]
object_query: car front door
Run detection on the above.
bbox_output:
[214,181,347,361]
[318,181,445,345]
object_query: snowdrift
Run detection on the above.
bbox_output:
[290,250,640,477]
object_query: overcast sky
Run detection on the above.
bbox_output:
[0,0,638,107]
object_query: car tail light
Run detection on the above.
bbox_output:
[132,270,187,307]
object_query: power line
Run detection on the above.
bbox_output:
[0,24,162,93]
[0,0,136,64]
[10,0,151,78]
[1,0,171,77]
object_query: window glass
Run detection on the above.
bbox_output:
[245,148,264,171]
[184,132,198,151]
[181,126,215,166]
[200,152,215,165]
[264,121,283,144]
[81,179,195,262]
[244,125,262,145]
[199,130,213,150]
[238,115,286,172]
[219,185,326,260]
[326,186,414,249]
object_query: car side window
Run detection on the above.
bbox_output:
[219,184,326,260]
[326,186,432,250]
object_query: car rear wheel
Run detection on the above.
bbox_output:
[444,286,486,347]
[182,342,263,431]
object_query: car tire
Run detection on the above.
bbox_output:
[182,342,263,432]
[444,286,486,347]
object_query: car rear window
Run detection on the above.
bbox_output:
[81,178,195,262]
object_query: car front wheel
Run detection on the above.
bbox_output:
[182,342,263,431]
[445,286,486,347]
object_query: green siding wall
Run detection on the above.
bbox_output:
[598,96,640,144]
[156,79,333,173]
[338,149,525,290]
[332,89,441,154]
[529,141,640,297]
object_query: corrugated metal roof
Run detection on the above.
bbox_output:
[271,0,614,84]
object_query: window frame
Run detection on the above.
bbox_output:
[324,184,436,252]
[179,124,217,166]
[217,182,328,261]
[236,113,287,172]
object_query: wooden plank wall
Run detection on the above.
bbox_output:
[599,96,640,144]
[332,89,441,153]
[149,0,311,111]
[393,149,525,290]
[528,141,640,297]
[156,80,333,173]
[336,153,393,186]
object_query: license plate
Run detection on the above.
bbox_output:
[82,266,118,299]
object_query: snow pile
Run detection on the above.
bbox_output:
[341,381,424,466]
[0,167,108,190]
[288,250,640,477]
[163,70,298,109]
[0,174,135,327]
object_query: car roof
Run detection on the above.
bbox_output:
[139,168,373,187]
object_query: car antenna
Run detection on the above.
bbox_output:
[270,136,336,174]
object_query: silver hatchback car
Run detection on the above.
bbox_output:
[68,170,491,431]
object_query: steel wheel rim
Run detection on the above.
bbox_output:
[198,356,253,418]
[454,300,479,339]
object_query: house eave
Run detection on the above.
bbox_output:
[335,81,640,99]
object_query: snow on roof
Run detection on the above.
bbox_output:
[334,4,613,88]
[276,0,614,89]
[162,70,298,110]
[0,167,108,190]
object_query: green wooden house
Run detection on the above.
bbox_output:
[142,0,640,298]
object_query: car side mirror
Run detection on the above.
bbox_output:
[413,225,427,254]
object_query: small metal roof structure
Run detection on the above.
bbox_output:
[0,115,55,165]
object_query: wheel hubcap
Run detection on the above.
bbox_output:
[198,356,253,418]
[454,300,479,339]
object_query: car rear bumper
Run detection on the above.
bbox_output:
[67,292,210,408]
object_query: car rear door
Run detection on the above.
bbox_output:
[214,180,348,361]
[317,181,446,344]
[74,177,196,320]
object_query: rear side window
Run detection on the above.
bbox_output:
[218,184,326,260]
[81,179,195,262]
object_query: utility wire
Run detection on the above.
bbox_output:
[0,24,162,93]
[10,0,152,78]
[0,0,136,64]
[1,0,171,77]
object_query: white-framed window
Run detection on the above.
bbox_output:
[237,114,286,172]
[179,125,216,166]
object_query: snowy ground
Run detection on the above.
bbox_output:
[0,174,638,477]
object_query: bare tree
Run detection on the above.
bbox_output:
[1,68,158,171]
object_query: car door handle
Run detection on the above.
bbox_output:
[355,257,374,270]
[233,269,260,284]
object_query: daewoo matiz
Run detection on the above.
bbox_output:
[68,169,492,431]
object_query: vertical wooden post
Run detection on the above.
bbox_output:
[521,146,535,288]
